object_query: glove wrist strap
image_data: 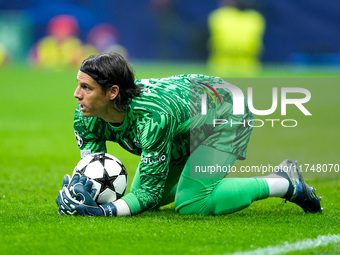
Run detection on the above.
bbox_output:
[99,202,117,217]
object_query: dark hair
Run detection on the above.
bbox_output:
[80,52,140,112]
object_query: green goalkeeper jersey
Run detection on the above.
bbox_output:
[73,74,253,214]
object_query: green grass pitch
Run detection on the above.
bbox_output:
[0,63,340,255]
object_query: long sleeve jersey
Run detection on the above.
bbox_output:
[73,74,253,214]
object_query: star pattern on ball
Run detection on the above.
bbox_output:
[93,153,107,165]
[76,168,85,175]
[117,161,127,175]
[95,169,118,193]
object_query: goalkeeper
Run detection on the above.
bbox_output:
[56,52,322,217]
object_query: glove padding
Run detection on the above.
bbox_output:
[56,173,117,216]
[56,174,103,216]
[56,173,83,214]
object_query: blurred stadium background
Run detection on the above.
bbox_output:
[1,2,340,254]
[0,0,339,71]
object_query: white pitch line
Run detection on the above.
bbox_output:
[226,234,340,255]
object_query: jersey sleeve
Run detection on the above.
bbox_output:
[121,113,177,215]
[73,107,107,155]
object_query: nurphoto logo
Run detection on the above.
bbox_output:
[199,79,311,128]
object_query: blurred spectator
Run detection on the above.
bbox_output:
[0,43,10,66]
[150,0,188,60]
[0,12,32,64]
[29,15,96,70]
[208,0,265,76]
[87,24,128,59]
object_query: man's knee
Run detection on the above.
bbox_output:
[175,197,194,215]
[175,193,211,215]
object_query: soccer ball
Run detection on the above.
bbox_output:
[73,153,128,204]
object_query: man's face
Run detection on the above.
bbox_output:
[74,71,111,118]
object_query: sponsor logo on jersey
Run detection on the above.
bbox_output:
[141,154,167,164]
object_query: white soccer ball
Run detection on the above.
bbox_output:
[73,153,128,204]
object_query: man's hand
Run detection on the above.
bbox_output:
[61,174,71,188]
[56,174,101,215]
[56,173,80,215]
[56,174,117,216]
[69,176,104,216]
[57,175,118,216]
[56,173,82,214]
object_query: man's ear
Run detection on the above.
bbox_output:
[108,85,119,100]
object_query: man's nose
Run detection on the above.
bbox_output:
[74,86,81,99]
